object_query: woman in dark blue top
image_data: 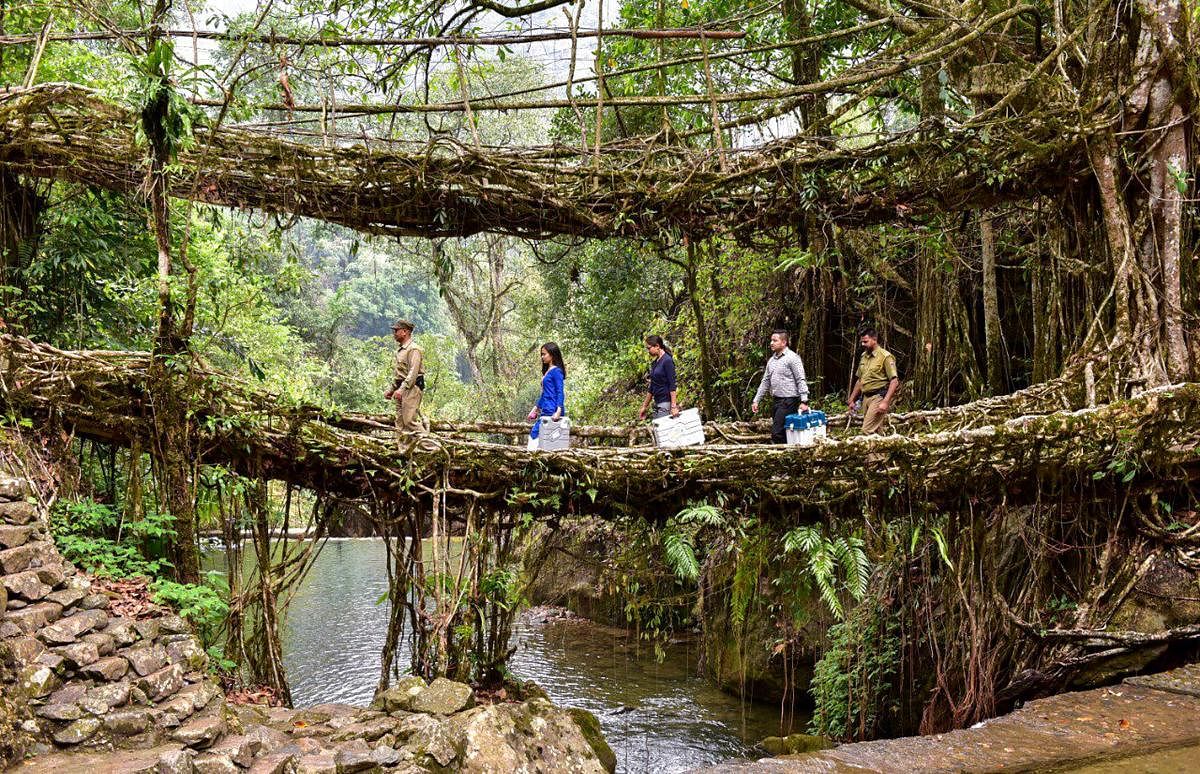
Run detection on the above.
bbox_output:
[527,342,566,441]
[638,335,679,420]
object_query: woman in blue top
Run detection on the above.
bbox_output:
[638,335,679,420]
[527,342,566,444]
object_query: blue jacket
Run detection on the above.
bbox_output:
[536,366,565,415]
[649,353,677,402]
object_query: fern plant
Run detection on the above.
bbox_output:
[660,500,727,581]
[781,525,871,620]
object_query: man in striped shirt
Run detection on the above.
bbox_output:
[751,330,810,444]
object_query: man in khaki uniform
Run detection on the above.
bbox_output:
[384,319,426,434]
[847,328,899,434]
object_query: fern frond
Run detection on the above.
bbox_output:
[663,529,700,581]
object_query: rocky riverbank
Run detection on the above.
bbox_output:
[710,664,1200,772]
[1,465,615,773]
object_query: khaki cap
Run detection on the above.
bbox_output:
[391,319,415,331]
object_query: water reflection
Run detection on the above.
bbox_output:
[205,538,790,772]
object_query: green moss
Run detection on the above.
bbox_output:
[566,707,617,773]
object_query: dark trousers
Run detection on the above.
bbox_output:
[771,396,800,444]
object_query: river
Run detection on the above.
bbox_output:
[205,538,791,772]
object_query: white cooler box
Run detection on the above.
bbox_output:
[651,407,705,448]
[532,417,571,451]
[785,410,827,446]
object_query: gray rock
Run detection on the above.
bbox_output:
[55,640,101,669]
[84,680,133,713]
[3,593,18,609]
[2,566,49,597]
[0,477,31,499]
[0,498,37,523]
[0,620,21,638]
[0,540,53,574]
[333,739,375,773]
[293,751,337,774]
[52,716,102,745]
[209,734,263,767]
[35,651,66,671]
[160,614,191,634]
[171,711,226,749]
[4,600,63,634]
[131,685,152,705]
[83,630,118,655]
[410,677,474,715]
[193,753,238,774]
[138,662,186,702]
[448,699,614,773]
[7,635,45,665]
[49,681,89,705]
[33,562,66,587]
[40,607,108,644]
[397,713,458,767]
[368,745,401,766]
[46,587,87,609]
[369,676,427,713]
[176,681,223,711]
[166,637,207,671]
[245,722,293,754]
[105,617,141,646]
[158,748,197,774]
[125,643,170,676]
[105,708,154,736]
[37,702,84,721]
[0,524,36,548]
[248,752,297,774]
[134,618,161,641]
[16,663,61,698]
[79,593,111,610]
[82,654,130,681]
[328,716,398,743]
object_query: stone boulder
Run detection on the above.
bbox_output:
[371,675,427,713]
[449,698,615,773]
[52,717,102,745]
[410,677,474,715]
[40,608,108,644]
[0,499,37,524]
[3,570,50,602]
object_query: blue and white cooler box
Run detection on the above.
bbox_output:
[785,410,827,446]
[534,416,571,451]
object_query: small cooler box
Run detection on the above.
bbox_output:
[651,407,705,449]
[785,410,827,446]
[535,417,571,451]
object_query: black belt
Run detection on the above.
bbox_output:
[867,386,888,398]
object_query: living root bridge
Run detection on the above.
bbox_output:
[0,83,1090,240]
[2,336,1198,514]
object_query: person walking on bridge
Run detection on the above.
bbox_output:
[751,330,809,444]
[527,342,566,449]
[847,328,899,434]
[639,335,679,420]
[384,319,426,436]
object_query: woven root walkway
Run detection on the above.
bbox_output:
[0,83,1089,240]
[2,335,1197,514]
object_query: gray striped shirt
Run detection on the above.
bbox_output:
[753,348,809,403]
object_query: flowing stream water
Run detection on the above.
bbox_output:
[206,538,792,772]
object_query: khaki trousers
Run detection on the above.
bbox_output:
[862,394,889,434]
[394,386,424,434]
